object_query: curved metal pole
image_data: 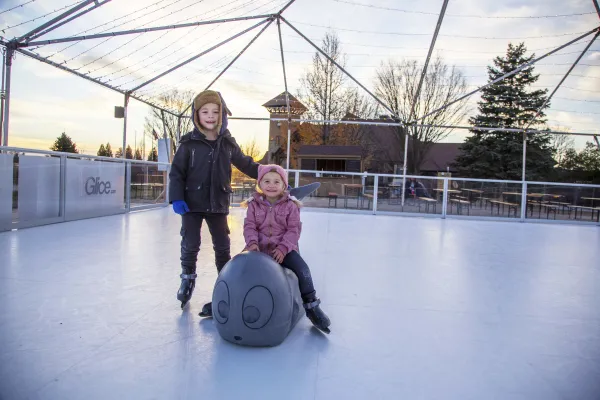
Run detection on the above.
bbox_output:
[28,0,113,42]
[278,0,297,15]
[280,16,400,120]
[525,32,599,132]
[180,18,275,117]
[522,132,527,182]
[411,27,600,124]
[521,32,599,181]
[2,47,13,147]
[401,132,409,207]
[277,18,292,170]
[131,18,269,92]
[122,93,130,159]
[16,48,179,117]
[24,14,275,47]
[408,0,449,122]
[0,48,5,145]
[16,0,98,43]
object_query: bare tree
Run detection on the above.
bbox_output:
[299,31,369,143]
[239,137,262,161]
[232,137,263,183]
[144,89,195,152]
[375,57,468,173]
[548,126,575,165]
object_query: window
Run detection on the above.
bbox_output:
[315,159,347,177]
[316,159,346,172]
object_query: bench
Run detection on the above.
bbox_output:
[488,200,518,217]
[328,192,338,208]
[417,197,437,214]
[568,205,600,221]
[527,202,559,219]
[481,197,494,209]
[362,194,374,209]
[450,198,471,215]
[551,201,571,215]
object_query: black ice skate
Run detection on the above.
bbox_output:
[177,273,197,309]
[303,298,331,334]
[198,302,212,317]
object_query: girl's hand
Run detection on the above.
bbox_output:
[247,243,259,252]
[271,248,285,263]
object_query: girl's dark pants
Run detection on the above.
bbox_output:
[281,250,316,301]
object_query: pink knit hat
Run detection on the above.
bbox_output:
[257,164,288,189]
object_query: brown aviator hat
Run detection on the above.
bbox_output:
[191,90,232,136]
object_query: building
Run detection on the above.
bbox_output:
[261,93,462,175]
[260,91,307,167]
[297,145,363,175]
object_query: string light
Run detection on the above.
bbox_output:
[1,0,85,33]
[289,20,591,40]
[0,0,37,16]
[331,0,597,19]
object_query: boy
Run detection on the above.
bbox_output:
[168,90,259,314]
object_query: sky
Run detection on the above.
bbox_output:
[1,0,599,157]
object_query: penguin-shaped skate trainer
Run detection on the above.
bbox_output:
[211,182,324,346]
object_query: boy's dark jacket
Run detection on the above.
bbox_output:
[168,92,259,214]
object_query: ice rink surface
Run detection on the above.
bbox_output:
[1,207,599,399]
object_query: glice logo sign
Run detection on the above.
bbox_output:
[85,177,116,195]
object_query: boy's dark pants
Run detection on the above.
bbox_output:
[281,250,316,301]
[180,213,230,274]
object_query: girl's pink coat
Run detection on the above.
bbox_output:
[243,192,301,255]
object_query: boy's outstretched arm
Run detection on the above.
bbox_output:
[276,205,301,255]
[229,137,259,180]
[168,144,188,204]
[243,201,259,249]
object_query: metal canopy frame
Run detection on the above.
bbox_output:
[0,0,599,165]
[401,0,450,207]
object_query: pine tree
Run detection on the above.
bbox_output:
[557,142,600,183]
[50,132,78,153]
[134,149,143,160]
[453,43,555,180]
[97,144,107,156]
[125,145,134,159]
[105,143,113,157]
[115,147,123,158]
[147,147,158,162]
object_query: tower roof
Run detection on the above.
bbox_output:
[262,92,307,115]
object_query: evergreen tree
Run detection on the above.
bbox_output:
[105,143,113,157]
[50,132,78,153]
[453,43,555,180]
[557,142,600,183]
[147,147,158,162]
[115,147,123,158]
[134,149,143,160]
[97,144,107,156]
[125,145,134,159]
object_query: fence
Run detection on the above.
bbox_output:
[280,169,600,226]
[0,146,170,231]
[1,147,599,232]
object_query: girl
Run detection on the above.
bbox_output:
[242,164,331,333]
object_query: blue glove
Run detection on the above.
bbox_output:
[172,200,189,215]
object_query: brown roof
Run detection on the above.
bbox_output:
[419,143,462,172]
[262,92,307,113]
[297,145,362,157]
